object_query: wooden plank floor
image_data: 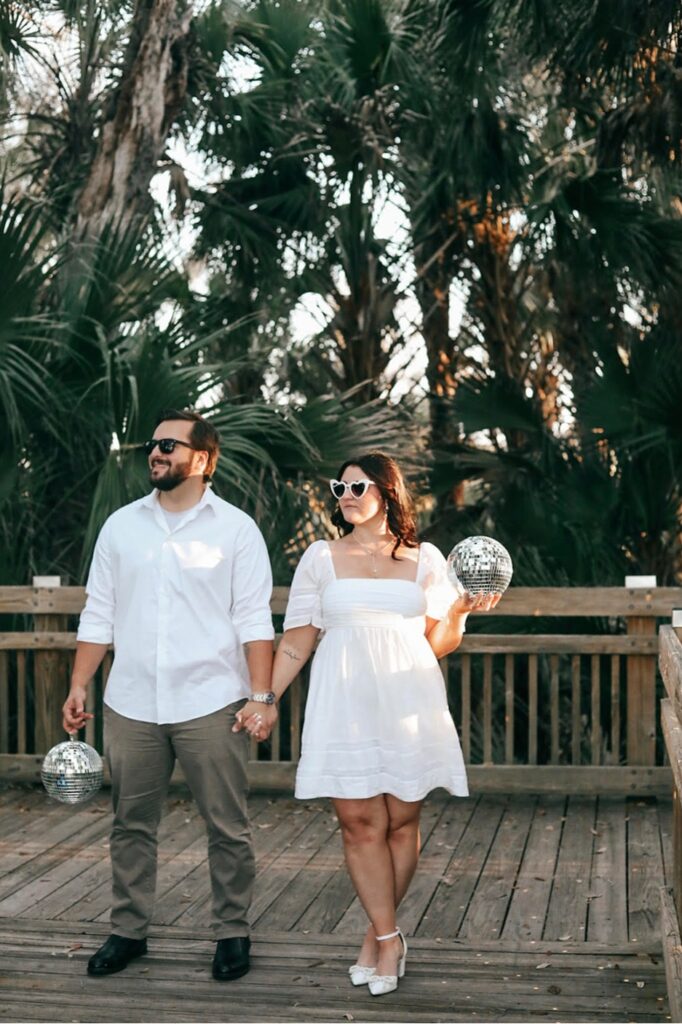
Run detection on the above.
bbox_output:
[0,919,671,1023]
[0,784,674,1022]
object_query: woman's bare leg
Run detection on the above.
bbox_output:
[333,796,396,968]
[370,795,421,976]
[385,794,423,906]
[333,795,423,976]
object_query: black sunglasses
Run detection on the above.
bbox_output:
[143,438,195,456]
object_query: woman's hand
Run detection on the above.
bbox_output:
[450,590,502,615]
[427,590,502,659]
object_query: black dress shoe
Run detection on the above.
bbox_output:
[87,935,148,976]
[212,936,250,981]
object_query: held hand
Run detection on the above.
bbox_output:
[62,685,94,734]
[231,700,263,733]
[233,701,278,742]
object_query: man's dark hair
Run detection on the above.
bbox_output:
[155,408,220,482]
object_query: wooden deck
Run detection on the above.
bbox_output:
[0,783,674,1022]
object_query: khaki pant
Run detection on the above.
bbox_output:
[103,702,253,940]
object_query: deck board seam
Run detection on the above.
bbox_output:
[454,795,509,938]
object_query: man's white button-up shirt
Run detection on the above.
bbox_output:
[77,487,275,724]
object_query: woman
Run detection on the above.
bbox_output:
[237,453,499,995]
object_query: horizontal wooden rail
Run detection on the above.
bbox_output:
[487,587,681,617]
[0,632,660,654]
[460,635,657,654]
[2,584,681,617]
[0,587,86,615]
[0,754,671,794]
[0,632,80,650]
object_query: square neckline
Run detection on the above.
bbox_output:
[324,539,423,584]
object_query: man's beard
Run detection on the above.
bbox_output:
[149,459,193,491]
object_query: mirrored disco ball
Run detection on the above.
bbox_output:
[41,738,103,805]
[446,536,513,596]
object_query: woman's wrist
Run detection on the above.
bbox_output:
[446,608,468,631]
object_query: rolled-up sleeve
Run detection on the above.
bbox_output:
[231,520,275,643]
[77,519,115,644]
[283,542,324,631]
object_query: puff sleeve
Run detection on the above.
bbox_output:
[420,542,461,622]
[283,541,326,631]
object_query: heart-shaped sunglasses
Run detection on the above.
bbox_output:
[329,479,376,499]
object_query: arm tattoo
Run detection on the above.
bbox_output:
[282,646,302,662]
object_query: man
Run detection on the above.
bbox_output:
[62,409,277,981]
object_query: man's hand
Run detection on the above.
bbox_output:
[233,701,278,741]
[62,685,94,734]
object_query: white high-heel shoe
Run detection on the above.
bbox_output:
[367,928,407,996]
[348,963,376,986]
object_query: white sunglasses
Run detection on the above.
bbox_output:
[330,478,376,499]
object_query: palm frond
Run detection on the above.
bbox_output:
[530,170,682,293]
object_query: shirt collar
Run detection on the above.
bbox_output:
[140,486,218,516]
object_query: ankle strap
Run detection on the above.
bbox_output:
[375,929,400,941]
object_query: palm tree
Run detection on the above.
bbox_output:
[189,0,423,403]
[0,1,420,585]
[389,0,682,582]
[3,0,682,591]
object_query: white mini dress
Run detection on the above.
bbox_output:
[283,540,469,802]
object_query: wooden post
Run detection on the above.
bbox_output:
[289,674,301,763]
[659,621,682,1014]
[0,650,8,754]
[625,576,657,766]
[674,784,682,928]
[672,616,682,926]
[32,576,69,753]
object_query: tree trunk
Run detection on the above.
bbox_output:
[75,0,192,237]
[416,276,455,444]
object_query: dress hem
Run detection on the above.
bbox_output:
[295,781,469,801]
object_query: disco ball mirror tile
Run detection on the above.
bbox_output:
[447,536,513,596]
[41,739,104,804]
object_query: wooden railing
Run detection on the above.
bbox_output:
[659,624,682,1017]
[1,582,680,791]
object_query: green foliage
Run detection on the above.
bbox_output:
[1,0,682,589]
[427,332,682,587]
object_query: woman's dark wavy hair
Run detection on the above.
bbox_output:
[330,451,419,559]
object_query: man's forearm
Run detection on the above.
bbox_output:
[243,640,274,693]
[71,641,110,688]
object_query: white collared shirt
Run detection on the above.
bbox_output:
[77,488,275,724]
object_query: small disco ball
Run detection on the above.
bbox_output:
[447,535,513,596]
[41,737,104,805]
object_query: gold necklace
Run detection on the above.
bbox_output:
[353,534,394,576]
